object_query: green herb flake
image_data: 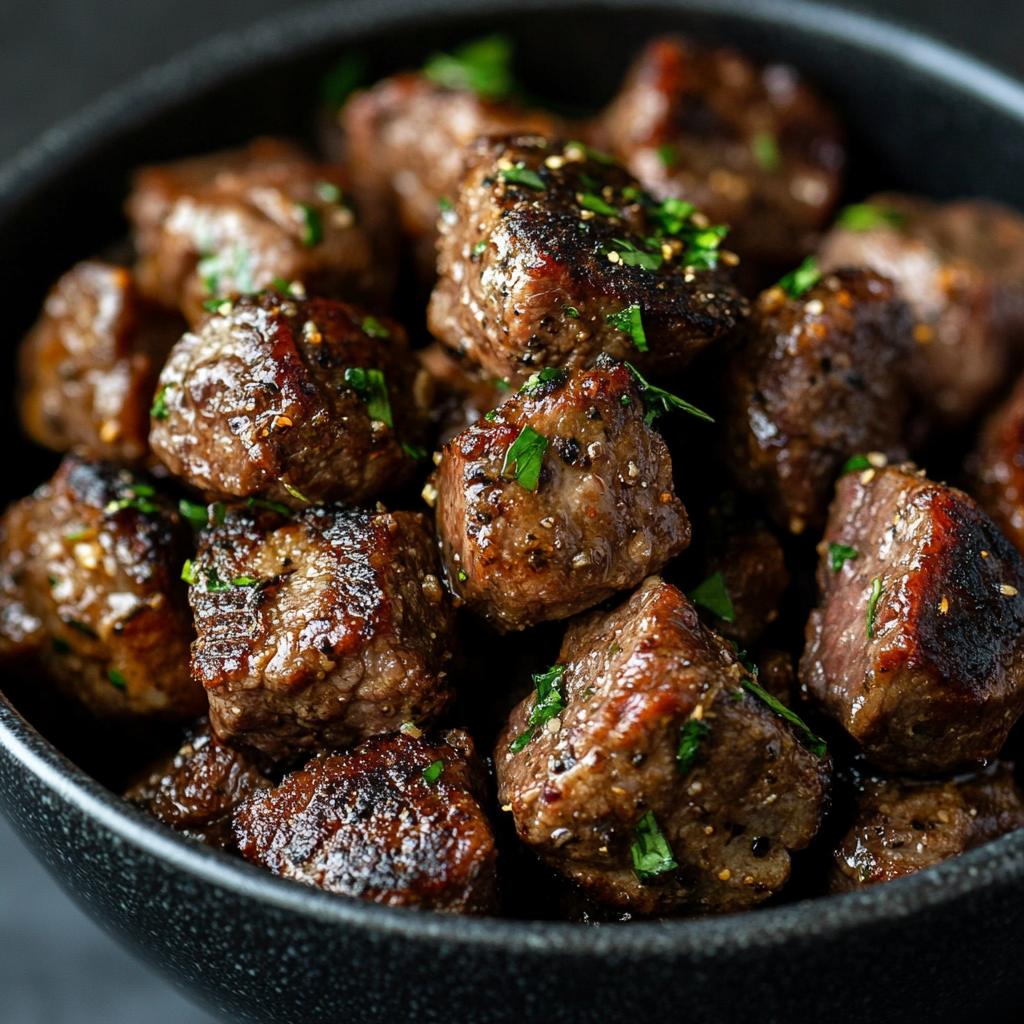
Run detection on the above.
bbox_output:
[401,443,428,461]
[656,143,677,169]
[777,255,822,299]
[51,637,70,655]
[501,165,546,191]
[150,383,172,420]
[65,527,89,542]
[204,567,230,594]
[829,543,859,572]
[344,367,394,428]
[688,571,736,623]
[566,141,617,166]
[751,130,782,173]
[202,298,232,314]
[107,668,126,691]
[492,378,511,391]
[423,34,515,101]
[422,758,445,784]
[48,575,58,588]
[563,305,581,319]
[501,425,548,491]
[321,53,367,109]
[741,678,827,758]
[271,276,294,296]
[837,203,906,232]
[296,203,323,248]
[361,316,390,339]
[105,496,160,516]
[457,568,468,582]
[231,576,260,587]
[520,367,567,394]
[582,687,596,700]
[179,500,209,530]
[438,196,454,212]
[181,560,197,585]
[282,481,311,504]
[472,239,488,257]
[625,362,713,424]
[867,576,883,639]
[511,664,567,752]
[607,237,663,271]
[841,454,872,475]
[246,497,292,516]
[579,193,619,217]
[606,304,648,352]
[676,718,710,775]
[631,810,678,881]
[509,730,533,754]
[315,180,342,204]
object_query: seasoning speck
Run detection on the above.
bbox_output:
[718,868,732,881]
[1001,584,1018,596]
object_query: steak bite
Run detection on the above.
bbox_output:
[600,36,844,269]
[800,463,1024,773]
[971,374,1024,556]
[495,578,831,915]
[727,268,913,535]
[149,290,431,509]
[190,504,456,761]
[829,762,1024,892]
[235,729,497,913]
[819,193,1024,424]
[427,135,747,385]
[19,261,183,464]
[433,358,691,632]
[127,138,391,324]
[417,342,509,445]
[125,719,272,850]
[0,453,202,720]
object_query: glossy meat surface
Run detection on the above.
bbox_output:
[434,359,691,632]
[800,463,1024,772]
[19,260,182,464]
[428,135,747,384]
[0,454,201,719]
[190,505,456,760]
[829,762,1024,891]
[727,269,913,534]
[127,138,392,324]
[819,193,1024,424]
[495,578,831,915]
[125,719,271,850]
[149,290,430,508]
[600,36,844,269]
[235,729,498,913]
[417,342,509,445]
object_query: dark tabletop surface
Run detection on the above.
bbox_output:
[2,2,1023,1022]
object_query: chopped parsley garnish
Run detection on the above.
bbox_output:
[501,425,548,491]
[565,141,617,165]
[150,383,172,420]
[519,367,566,394]
[841,453,872,475]
[510,664,567,752]
[676,718,710,775]
[457,569,468,582]
[107,668,126,691]
[315,180,342,204]
[751,130,782,173]
[401,443,429,461]
[202,298,232,313]
[198,242,254,297]
[246,497,292,516]
[48,575,58,587]
[203,567,230,593]
[181,560,197,585]
[272,276,295,296]
[563,306,581,319]
[606,237,662,271]
[438,196,454,212]
[231,576,260,587]
[179,500,225,530]
[321,52,367,109]
[105,495,160,516]
[828,543,859,572]
[472,239,488,256]
[606,304,648,352]
[65,619,98,639]
[625,363,713,424]
[867,577,883,639]
[777,255,822,298]
[638,196,728,268]
[631,810,678,881]
[741,678,828,758]
[296,203,322,247]
[837,203,906,232]
[579,193,619,217]
[422,759,445,784]
[656,143,677,169]
[501,165,546,191]
[282,481,311,504]
[423,34,515,101]
[344,367,394,428]
[688,571,736,623]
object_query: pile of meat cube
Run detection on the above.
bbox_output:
[6,33,1024,919]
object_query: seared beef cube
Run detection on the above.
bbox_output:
[235,729,498,913]
[190,505,456,760]
[600,37,844,270]
[495,578,831,915]
[427,135,747,385]
[829,762,1024,892]
[125,719,271,850]
[149,291,431,508]
[19,261,183,464]
[971,374,1024,555]
[800,463,1024,772]
[0,453,202,720]
[418,342,509,444]
[692,526,790,646]
[127,138,391,324]
[342,72,564,281]
[727,269,913,534]
[433,359,691,632]
[819,193,1024,424]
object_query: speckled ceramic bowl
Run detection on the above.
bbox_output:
[4,3,1024,1022]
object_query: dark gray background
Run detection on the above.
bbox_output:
[1,2,1022,1022]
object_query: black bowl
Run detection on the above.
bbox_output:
[4,2,1024,1022]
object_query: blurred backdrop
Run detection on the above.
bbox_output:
[1,2,1021,1022]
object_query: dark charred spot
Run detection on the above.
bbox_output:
[553,436,582,466]
[750,836,771,858]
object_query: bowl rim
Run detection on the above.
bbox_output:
[4,0,1024,957]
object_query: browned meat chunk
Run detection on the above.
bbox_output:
[495,578,831,915]
[124,719,271,850]
[800,463,1024,772]
[727,268,913,534]
[971,374,1024,555]
[433,358,691,632]
[600,37,844,270]
[829,762,1024,892]
[757,649,796,707]
[148,290,431,509]
[418,342,509,445]
[190,504,456,761]
[819,194,1024,424]
[127,138,392,324]
[18,261,183,464]
[235,729,498,913]
[0,453,202,720]
[342,68,564,280]
[427,135,747,385]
